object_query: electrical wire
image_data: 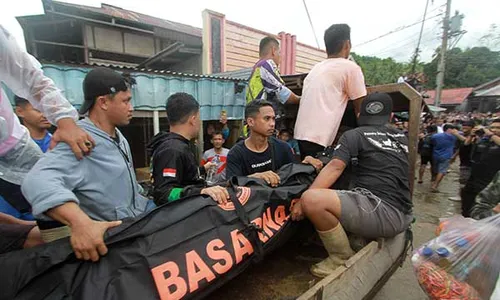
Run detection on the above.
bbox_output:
[302,0,320,49]
[354,12,444,48]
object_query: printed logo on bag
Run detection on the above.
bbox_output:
[218,187,251,211]
[150,193,293,300]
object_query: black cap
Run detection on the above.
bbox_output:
[80,67,130,114]
[358,93,393,126]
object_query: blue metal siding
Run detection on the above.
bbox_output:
[5,64,247,121]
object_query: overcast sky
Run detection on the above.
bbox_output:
[1,0,498,63]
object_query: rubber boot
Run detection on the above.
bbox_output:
[310,223,355,278]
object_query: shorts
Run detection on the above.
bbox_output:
[0,223,35,254]
[338,188,413,239]
[433,158,450,174]
[420,155,432,165]
[459,166,471,185]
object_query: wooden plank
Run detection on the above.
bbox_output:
[226,24,269,41]
[295,54,323,66]
[226,44,259,59]
[226,53,257,65]
[298,242,379,300]
[296,45,327,59]
[226,39,260,52]
[225,28,265,44]
[226,60,254,69]
[296,50,326,62]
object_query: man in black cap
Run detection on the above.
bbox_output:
[22,67,152,262]
[290,93,413,278]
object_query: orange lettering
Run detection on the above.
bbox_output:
[230,229,254,264]
[264,207,281,231]
[274,205,288,226]
[207,239,234,275]
[251,217,269,243]
[185,250,216,292]
[151,261,188,300]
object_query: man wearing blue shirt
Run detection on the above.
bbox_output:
[15,96,52,153]
[431,124,463,192]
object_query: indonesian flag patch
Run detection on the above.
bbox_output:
[162,168,176,177]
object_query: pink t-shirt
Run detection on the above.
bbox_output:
[294,58,366,147]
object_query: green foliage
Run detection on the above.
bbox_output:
[351,46,500,89]
[423,47,500,89]
[351,53,417,86]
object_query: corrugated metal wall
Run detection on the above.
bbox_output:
[6,64,247,121]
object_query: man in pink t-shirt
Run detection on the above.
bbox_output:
[294,24,367,159]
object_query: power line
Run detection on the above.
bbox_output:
[354,12,443,47]
[302,0,320,49]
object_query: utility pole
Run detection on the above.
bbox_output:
[435,0,452,107]
[411,0,430,74]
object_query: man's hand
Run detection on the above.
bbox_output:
[249,171,281,187]
[302,156,324,172]
[493,204,500,214]
[51,118,95,160]
[291,200,304,221]
[201,186,230,205]
[203,161,217,172]
[70,218,122,262]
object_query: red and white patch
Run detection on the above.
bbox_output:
[162,168,176,177]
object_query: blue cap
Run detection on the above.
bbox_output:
[436,247,450,257]
[422,247,433,257]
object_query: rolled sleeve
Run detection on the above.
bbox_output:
[21,143,84,219]
[260,60,290,104]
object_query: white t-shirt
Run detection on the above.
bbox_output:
[294,58,367,147]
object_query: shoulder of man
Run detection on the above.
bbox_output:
[228,140,245,156]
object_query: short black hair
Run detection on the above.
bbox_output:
[492,118,500,124]
[259,37,279,57]
[279,129,291,135]
[245,100,274,120]
[324,24,350,56]
[427,124,437,133]
[461,120,474,127]
[165,93,199,125]
[443,124,455,131]
[14,95,29,107]
[211,131,224,139]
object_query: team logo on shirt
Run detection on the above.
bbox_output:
[162,168,177,177]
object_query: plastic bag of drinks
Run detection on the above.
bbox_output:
[412,214,500,300]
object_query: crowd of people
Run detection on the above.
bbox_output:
[0,19,498,286]
[418,113,500,218]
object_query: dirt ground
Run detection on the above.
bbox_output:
[207,163,462,300]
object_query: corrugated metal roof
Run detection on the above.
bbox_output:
[210,68,253,80]
[47,0,202,37]
[41,60,247,81]
[5,64,247,121]
[424,88,473,105]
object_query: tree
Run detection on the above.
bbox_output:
[423,46,500,89]
[351,53,416,86]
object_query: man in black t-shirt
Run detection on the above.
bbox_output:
[461,119,500,217]
[226,100,322,186]
[418,125,437,184]
[290,93,413,278]
[448,120,473,202]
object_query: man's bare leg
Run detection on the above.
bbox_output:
[418,165,425,183]
[432,173,445,192]
[301,189,354,277]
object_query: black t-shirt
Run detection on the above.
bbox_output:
[458,138,472,167]
[467,139,500,191]
[226,137,293,178]
[332,125,412,214]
